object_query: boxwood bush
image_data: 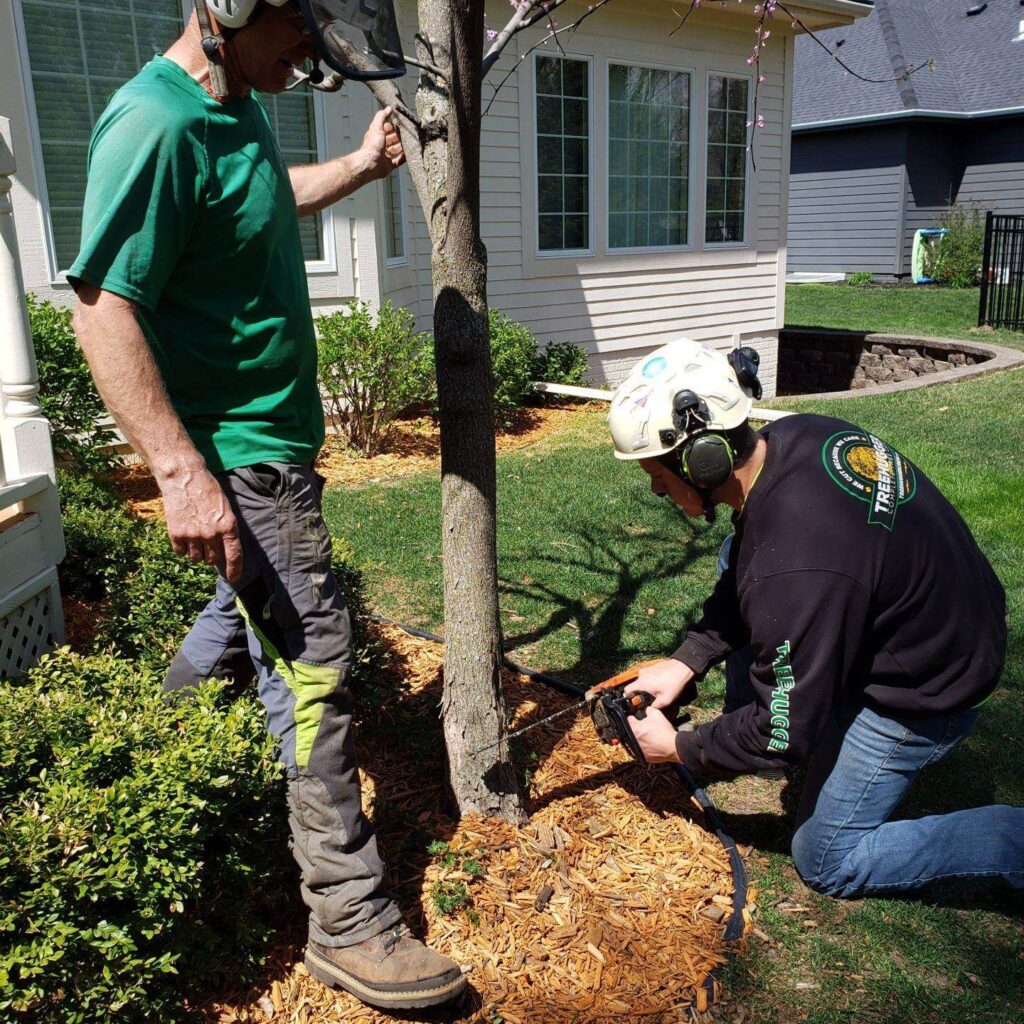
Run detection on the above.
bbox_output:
[532,339,590,394]
[0,652,288,1023]
[57,469,375,676]
[26,295,116,472]
[57,471,142,602]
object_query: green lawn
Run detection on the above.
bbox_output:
[323,289,1024,1022]
[786,283,1024,352]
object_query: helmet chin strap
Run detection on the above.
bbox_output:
[195,2,230,100]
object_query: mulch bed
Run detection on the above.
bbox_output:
[105,405,586,520]
[198,624,755,1024]
[71,402,757,1020]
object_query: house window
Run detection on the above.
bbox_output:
[535,54,590,253]
[608,64,690,250]
[18,0,183,271]
[260,91,325,262]
[705,74,749,245]
[383,167,406,263]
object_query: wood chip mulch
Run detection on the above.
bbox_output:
[104,405,587,520]
[200,623,755,1024]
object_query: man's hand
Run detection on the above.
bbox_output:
[627,706,682,763]
[158,464,243,584]
[359,106,405,181]
[625,658,696,709]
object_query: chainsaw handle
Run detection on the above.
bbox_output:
[584,659,662,699]
[625,689,656,720]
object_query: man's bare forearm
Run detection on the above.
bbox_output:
[72,286,204,484]
[288,107,404,218]
[289,152,375,218]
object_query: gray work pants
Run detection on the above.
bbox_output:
[164,462,401,947]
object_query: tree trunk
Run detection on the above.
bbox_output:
[368,3,523,820]
[423,1,522,820]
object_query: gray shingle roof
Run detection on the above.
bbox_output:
[793,0,1024,126]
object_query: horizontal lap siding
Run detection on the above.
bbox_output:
[788,167,904,274]
[788,125,906,276]
[958,162,1024,214]
[384,3,790,391]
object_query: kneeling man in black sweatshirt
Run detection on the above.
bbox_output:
[608,339,1021,898]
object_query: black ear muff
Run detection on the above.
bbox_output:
[680,433,735,491]
[728,347,763,401]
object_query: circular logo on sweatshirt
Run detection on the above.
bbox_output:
[822,430,916,531]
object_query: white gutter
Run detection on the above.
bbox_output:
[782,0,873,25]
[794,105,1024,132]
[531,382,795,420]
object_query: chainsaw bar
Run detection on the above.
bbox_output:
[472,659,663,756]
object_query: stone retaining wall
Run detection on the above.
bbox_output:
[778,330,987,395]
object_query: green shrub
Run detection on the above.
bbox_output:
[26,295,116,472]
[95,511,374,678]
[0,651,287,1024]
[56,470,141,601]
[99,525,218,670]
[924,206,986,288]
[846,271,873,287]
[488,309,538,424]
[531,340,590,393]
[316,301,434,457]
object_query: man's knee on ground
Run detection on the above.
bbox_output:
[790,825,857,899]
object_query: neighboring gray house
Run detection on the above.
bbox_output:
[787,0,1024,279]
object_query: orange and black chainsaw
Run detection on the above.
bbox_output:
[476,660,667,763]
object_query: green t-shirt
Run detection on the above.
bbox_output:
[69,57,323,473]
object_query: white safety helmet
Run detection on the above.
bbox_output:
[202,0,405,81]
[205,0,288,30]
[607,339,761,461]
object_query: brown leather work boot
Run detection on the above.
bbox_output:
[305,923,466,1009]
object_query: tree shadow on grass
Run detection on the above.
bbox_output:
[497,518,723,682]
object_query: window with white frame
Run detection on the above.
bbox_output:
[608,64,690,250]
[18,0,326,272]
[260,91,325,262]
[383,167,406,263]
[535,54,590,253]
[18,0,183,271]
[705,74,749,245]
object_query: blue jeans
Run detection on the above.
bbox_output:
[792,705,1024,898]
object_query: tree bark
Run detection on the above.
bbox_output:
[371,2,521,820]
[432,1,521,821]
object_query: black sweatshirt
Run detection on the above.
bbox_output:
[673,414,1007,775]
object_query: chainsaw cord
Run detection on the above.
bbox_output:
[368,613,749,982]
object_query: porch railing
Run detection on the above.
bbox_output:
[0,114,65,677]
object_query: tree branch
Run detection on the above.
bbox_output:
[483,0,617,113]
[482,0,583,77]
[776,1,934,85]
[402,53,449,83]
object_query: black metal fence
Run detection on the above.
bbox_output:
[979,212,1024,331]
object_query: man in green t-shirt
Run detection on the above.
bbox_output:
[70,1,467,1011]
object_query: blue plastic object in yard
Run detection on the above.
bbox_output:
[912,228,948,284]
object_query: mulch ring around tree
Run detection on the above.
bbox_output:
[105,404,588,520]
[201,623,756,1024]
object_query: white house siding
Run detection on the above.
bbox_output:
[381,1,799,398]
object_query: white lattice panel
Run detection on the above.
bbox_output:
[0,586,54,679]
